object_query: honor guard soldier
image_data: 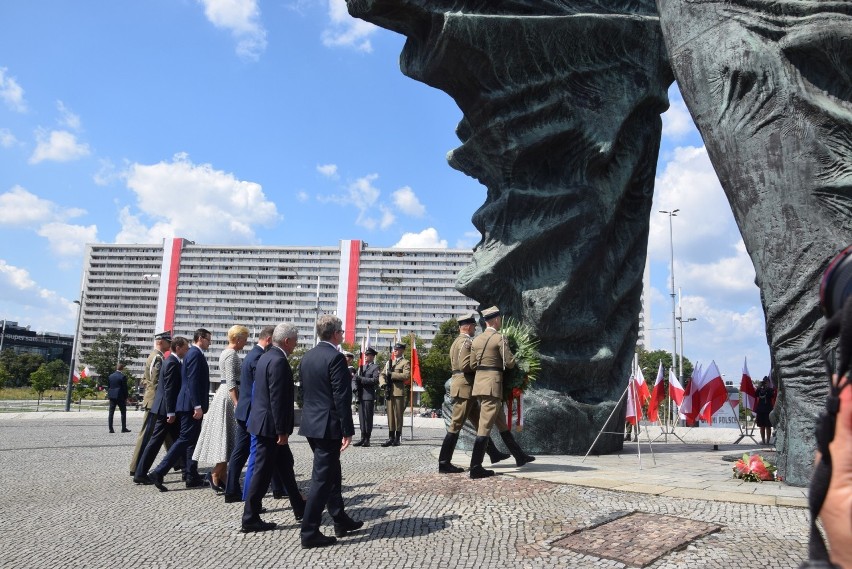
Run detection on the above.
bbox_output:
[438,313,510,473]
[353,347,379,447]
[381,342,411,447]
[470,306,535,479]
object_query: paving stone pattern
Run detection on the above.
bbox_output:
[554,512,721,567]
[0,413,810,568]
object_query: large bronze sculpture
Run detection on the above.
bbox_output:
[348,0,673,455]
[657,0,852,485]
[348,0,851,484]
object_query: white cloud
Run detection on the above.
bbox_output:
[118,153,280,244]
[393,228,447,249]
[379,205,395,229]
[198,0,268,60]
[321,0,377,53]
[455,230,480,249]
[0,128,18,148]
[392,186,425,217]
[29,129,91,164]
[318,173,389,230]
[37,222,98,257]
[0,67,27,112]
[0,186,86,227]
[93,158,122,186]
[662,98,696,140]
[0,259,78,333]
[56,100,81,130]
[296,190,310,202]
[317,163,339,179]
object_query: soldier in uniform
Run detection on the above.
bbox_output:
[470,306,535,479]
[129,331,173,476]
[438,312,510,473]
[380,342,410,447]
[353,347,379,447]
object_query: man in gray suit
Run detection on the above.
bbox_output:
[240,323,306,532]
[298,315,363,549]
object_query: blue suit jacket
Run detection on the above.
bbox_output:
[176,345,210,413]
[107,370,128,401]
[234,344,265,423]
[247,347,294,438]
[150,353,182,417]
[297,342,354,440]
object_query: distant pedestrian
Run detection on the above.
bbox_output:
[107,364,130,433]
[756,376,774,445]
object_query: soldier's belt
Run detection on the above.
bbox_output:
[476,366,503,371]
[451,370,463,374]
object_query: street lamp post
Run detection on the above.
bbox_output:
[658,208,680,440]
[676,308,697,379]
[64,291,84,412]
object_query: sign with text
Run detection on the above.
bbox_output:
[698,390,741,428]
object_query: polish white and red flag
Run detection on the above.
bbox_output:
[669,368,685,406]
[72,366,90,384]
[634,365,651,404]
[410,336,423,388]
[739,357,757,412]
[697,360,728,423]
[680,363,700,423]
[625,374,643,425]
[647,361,665,422]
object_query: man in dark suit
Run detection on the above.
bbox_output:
[240,323,306,532]
[107,364,130,433]
[298,315,362,549]
[224,325,275,503]
[134,336,189,485]
[148,328,211,490]
[353,347,379,447]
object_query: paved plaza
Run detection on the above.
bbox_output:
[0,411,810,568]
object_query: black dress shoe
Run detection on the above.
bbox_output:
[133,474,153,485]
[293,509,304,522]
[380,438,394,447]
[109,429,115,433]
[333,518,364,537]
[185,476,205,488]
[149,471,168,492]
[223,493,242,503]
[438,462,465,474]
[241,519,276,533]
[352,438,365,447]
[272,492,287,499]
[362,439,370,447]
[301,534,337,549]
[121,428,131,433]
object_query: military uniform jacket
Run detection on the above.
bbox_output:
[449,334,474,399]
[141,349,164,410]
[386,357,411,397]
[470,328,516,399]
[354,362,379,401]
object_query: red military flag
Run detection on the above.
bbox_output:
[410,336,422,388]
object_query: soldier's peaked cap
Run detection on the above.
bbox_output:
[154,331,172,342]
[481,306,501,320]
[457,312,477,325]
[394,342,406,350]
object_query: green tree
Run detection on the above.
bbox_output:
[0,364,9,390]
[7,352,46,387]
[29,364,56,402]
[80,329,140,381]
[72,368,99,403]
[637,348,693,385]
[44,359,68,388]
[420,319,456,409]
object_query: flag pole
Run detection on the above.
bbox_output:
[582,385,629,461]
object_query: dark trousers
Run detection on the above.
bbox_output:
[242,435,305,524]
[301,437,345,541]
[136,413,171,476]
[358,400,375,437]
[152,411,201,479]
[108,399,127,430]
[229,420,285,499]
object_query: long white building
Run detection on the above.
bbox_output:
[78,239,478,377]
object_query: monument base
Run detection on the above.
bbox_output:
[443,385,623,455]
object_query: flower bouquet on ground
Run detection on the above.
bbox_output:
[733,453,776,482]
[500,318,541,431]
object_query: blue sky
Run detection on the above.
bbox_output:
[0,0,770,381]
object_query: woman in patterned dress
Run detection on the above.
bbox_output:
[193,325,248,492]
